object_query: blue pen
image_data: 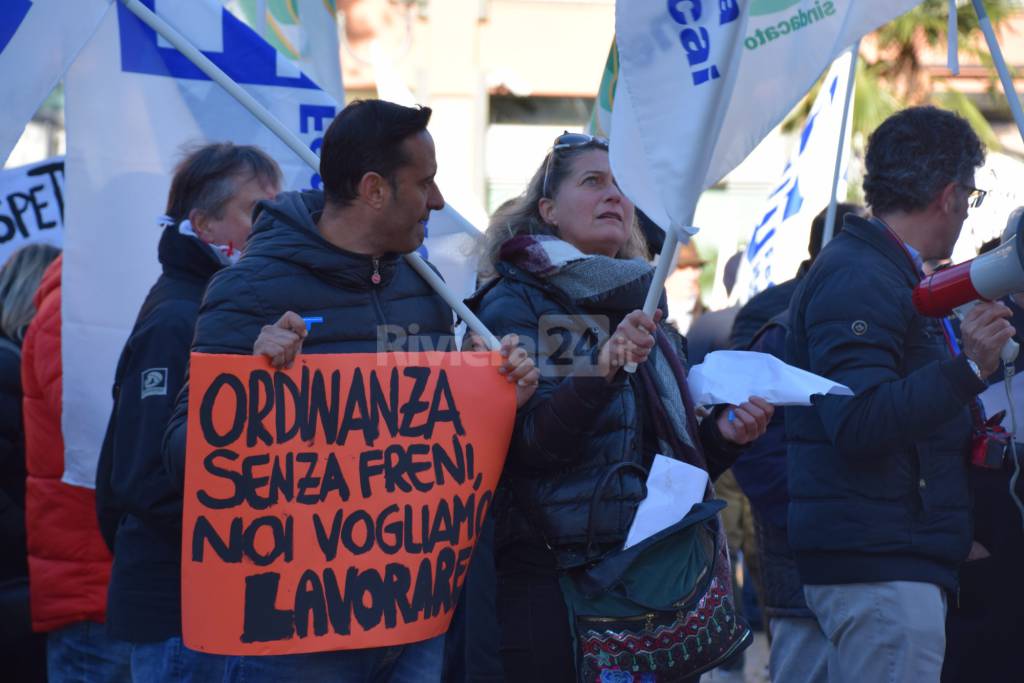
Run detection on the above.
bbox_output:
[727,408,736,423]
[302,316,323,333]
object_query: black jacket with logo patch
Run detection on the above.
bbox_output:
[785,215,985,590]
[95,225,224,642]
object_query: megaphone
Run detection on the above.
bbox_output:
[912,208,1024,362]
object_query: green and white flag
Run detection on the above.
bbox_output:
[230,0,344,103]
[588,43,618,138]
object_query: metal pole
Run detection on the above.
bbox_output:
[822,41,859,246]
[971,0,1024,145]
[118,0,501,350]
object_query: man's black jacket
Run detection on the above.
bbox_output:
[162,190,455,492]
[785,215,985,591]
[95,225,223,641]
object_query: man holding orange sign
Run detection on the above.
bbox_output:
[162,100,537,681]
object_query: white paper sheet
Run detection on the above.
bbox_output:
[980,372,1024,436]
[623,455,709,550]
[687,350,854,407]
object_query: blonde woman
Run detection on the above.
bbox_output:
[470,134,772,681]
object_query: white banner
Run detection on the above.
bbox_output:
[62,0,476,487]
[731,50,854,303]
[0,157,64,266]
[0,0,110,165]
[611,0,920,234]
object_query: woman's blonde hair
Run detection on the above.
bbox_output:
[478,143,648,281]
[0,243,60,343]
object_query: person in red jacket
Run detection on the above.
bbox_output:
[22,255,131,681]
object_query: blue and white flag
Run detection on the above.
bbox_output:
[60,0,476,487]
[229,0,345,104]
[0,0,110,164]
[610,0,920,236]
[732,50,854,303]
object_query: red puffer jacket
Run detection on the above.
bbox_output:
[22,256,112,632]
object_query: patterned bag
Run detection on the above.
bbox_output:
[558,464,751,683]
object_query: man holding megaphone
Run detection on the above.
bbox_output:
[784,106,1014,683]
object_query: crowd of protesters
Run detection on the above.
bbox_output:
[0,99,1021,683]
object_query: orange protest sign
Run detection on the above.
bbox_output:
[181,351,515,655]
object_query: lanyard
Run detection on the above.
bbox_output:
[941,318,961,356]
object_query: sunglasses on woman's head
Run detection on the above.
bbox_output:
[542,132,610,198]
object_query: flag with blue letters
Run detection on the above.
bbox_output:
[610,0,920,235]
[731,50,854,303]
[0,0,110,164]
[60,0,477,488]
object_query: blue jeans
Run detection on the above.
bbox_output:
[131,637,229,683]
[46,621,132,683]
[222,634,445,683]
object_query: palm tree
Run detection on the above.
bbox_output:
[787,0,1018,149]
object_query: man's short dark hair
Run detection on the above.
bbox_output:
[808,202,866,259]
[863,106,984,215]
[165,142,281,223]
[320,100,432,207]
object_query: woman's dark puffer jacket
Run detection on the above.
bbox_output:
[471,263,740,567]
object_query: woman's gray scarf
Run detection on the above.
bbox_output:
[500,234,697,457]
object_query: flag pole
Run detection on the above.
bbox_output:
[118,0,501,351]
[624,218,690,373]
[970,0,1024,145]
[822,41,859,247]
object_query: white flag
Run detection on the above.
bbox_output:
[611,0,920,234]
[61,0,474,487]
[732,50,854,303]
[0,0,110,164]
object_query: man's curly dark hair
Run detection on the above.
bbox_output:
[863,106,984,215]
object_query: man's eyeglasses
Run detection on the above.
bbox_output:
[961,183,987,209]
[542,132,609,199]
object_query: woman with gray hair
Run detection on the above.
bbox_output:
[0,243,60,683]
